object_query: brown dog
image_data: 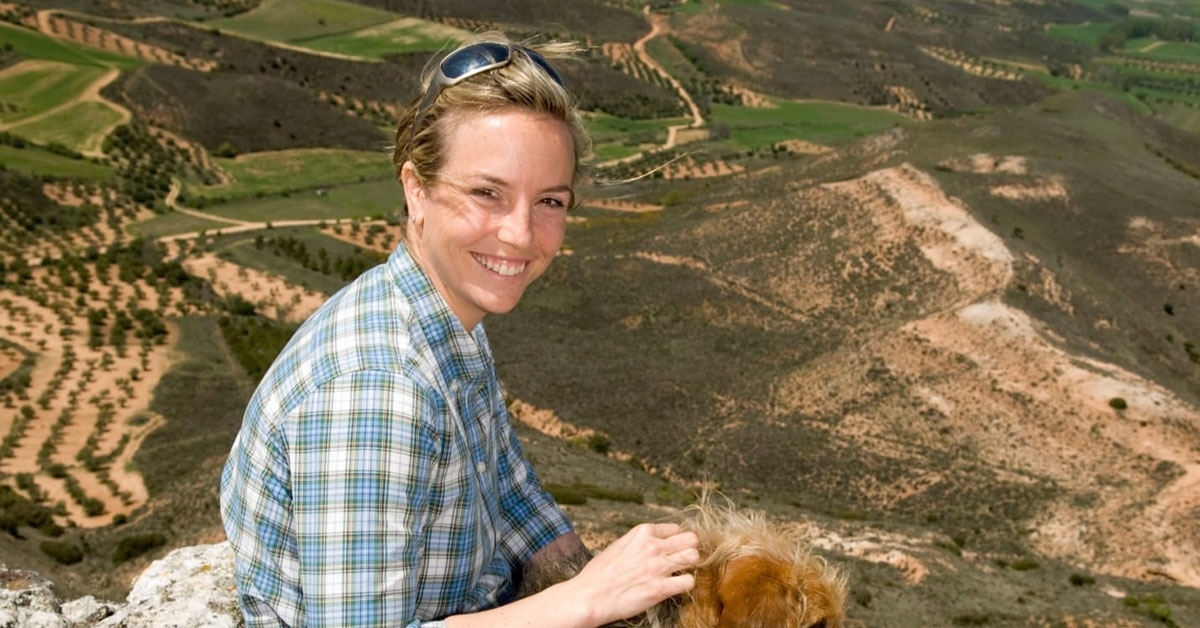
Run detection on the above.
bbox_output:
[519,494,848,628]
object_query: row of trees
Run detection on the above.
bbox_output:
[253,233,385,283]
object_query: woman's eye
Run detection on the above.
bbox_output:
[540,197,567,209]
[472,188,497,199]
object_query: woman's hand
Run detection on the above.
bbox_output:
[568,523,700,626]
[444,524,698,628]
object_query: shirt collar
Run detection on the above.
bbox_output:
[388,242,491,386]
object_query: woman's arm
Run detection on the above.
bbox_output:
[445,523,699,628]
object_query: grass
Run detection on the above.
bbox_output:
[1029,70,1154,115]
[708,101,906,148]
[8,100,125,154]
[1159,102,1200,133]
[126,211,230,240]
[0,22,143,71]
[645,36,702,86]
[671,0,706,16]
[186,148,395,202]
[1123,39,1200,64]
[207,0,398,44]
[294,17,470,59]
[587,113,690,161]
[0,144,115,180]
[1045,22,1116,48]
[194,178,401,223]
[0,61,108,125]
[587,114,689,144]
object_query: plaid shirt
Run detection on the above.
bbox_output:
[220,243,572,628]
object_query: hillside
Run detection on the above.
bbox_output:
[2,0,1200,626]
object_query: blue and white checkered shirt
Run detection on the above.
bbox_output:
[220,242,573,628]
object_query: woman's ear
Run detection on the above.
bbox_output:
[400,161,426,228]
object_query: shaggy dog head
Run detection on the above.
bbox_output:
[639,495,847,628]
[517,494,849,628]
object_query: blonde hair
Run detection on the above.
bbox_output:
[392,33,592,210]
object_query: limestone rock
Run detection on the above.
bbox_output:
[0,542,243,628]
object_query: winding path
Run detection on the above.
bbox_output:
[597,6,705,167]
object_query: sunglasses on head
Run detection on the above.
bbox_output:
[411,42,565,144]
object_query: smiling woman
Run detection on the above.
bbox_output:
[219,32,701,628]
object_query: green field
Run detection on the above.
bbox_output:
[587,113,689,161]
[670,0,706,16]
[207,0,398,44]
[645,37,703,86]
[0,22,143,70]
[0,61,108,125]
[128,211,230,240]
[1124,39,1200,64]
[709,100,906,148]
[187,148,395,202]
[8,100,125,154]
[0,144,115,180]
[1159,101,1200,132]
[295,17,469,59]
[1030,70,1154,115]
[195,178,402,224]
[1045,22,1116,47]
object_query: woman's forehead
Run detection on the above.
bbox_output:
[438,109,576,185]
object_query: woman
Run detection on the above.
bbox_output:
[220,34,699,628]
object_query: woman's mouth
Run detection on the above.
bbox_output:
[472,253,526,277]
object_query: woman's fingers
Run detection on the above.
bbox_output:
[667,546,700,572]
[569,521,703,623]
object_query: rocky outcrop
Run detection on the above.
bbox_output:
[0,543,242,628]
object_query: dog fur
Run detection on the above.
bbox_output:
[518,494,848,628]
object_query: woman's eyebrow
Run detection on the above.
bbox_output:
[472,173,572,196]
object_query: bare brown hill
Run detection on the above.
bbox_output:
[485,90,1200,609]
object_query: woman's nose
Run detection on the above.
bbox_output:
[497,202,535,248]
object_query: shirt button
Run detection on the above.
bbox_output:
[450,381,460,394]
[476,462,486,474]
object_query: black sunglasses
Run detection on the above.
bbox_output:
[411,42,565,144]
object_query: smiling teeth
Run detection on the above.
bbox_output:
[474,254,525,276]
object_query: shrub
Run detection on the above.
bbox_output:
[1069,572,1095,586]
[569,433,611,455]
[1010,557,1040,571]
[0,513,19,537]
[112,533,168,564]
[41,540,84,565]
[1108,397,1128,410]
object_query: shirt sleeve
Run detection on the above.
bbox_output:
[285,369,441,628]
[492,403,574,569]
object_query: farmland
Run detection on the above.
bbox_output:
[1,1,1200,626]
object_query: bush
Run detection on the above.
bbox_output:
[1010,557,1040,571]
[112,533,168,564]
[1069,572,1095,586]
[0,513,19,537]
[1108,397,1128,410]
[41,540,84,565]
